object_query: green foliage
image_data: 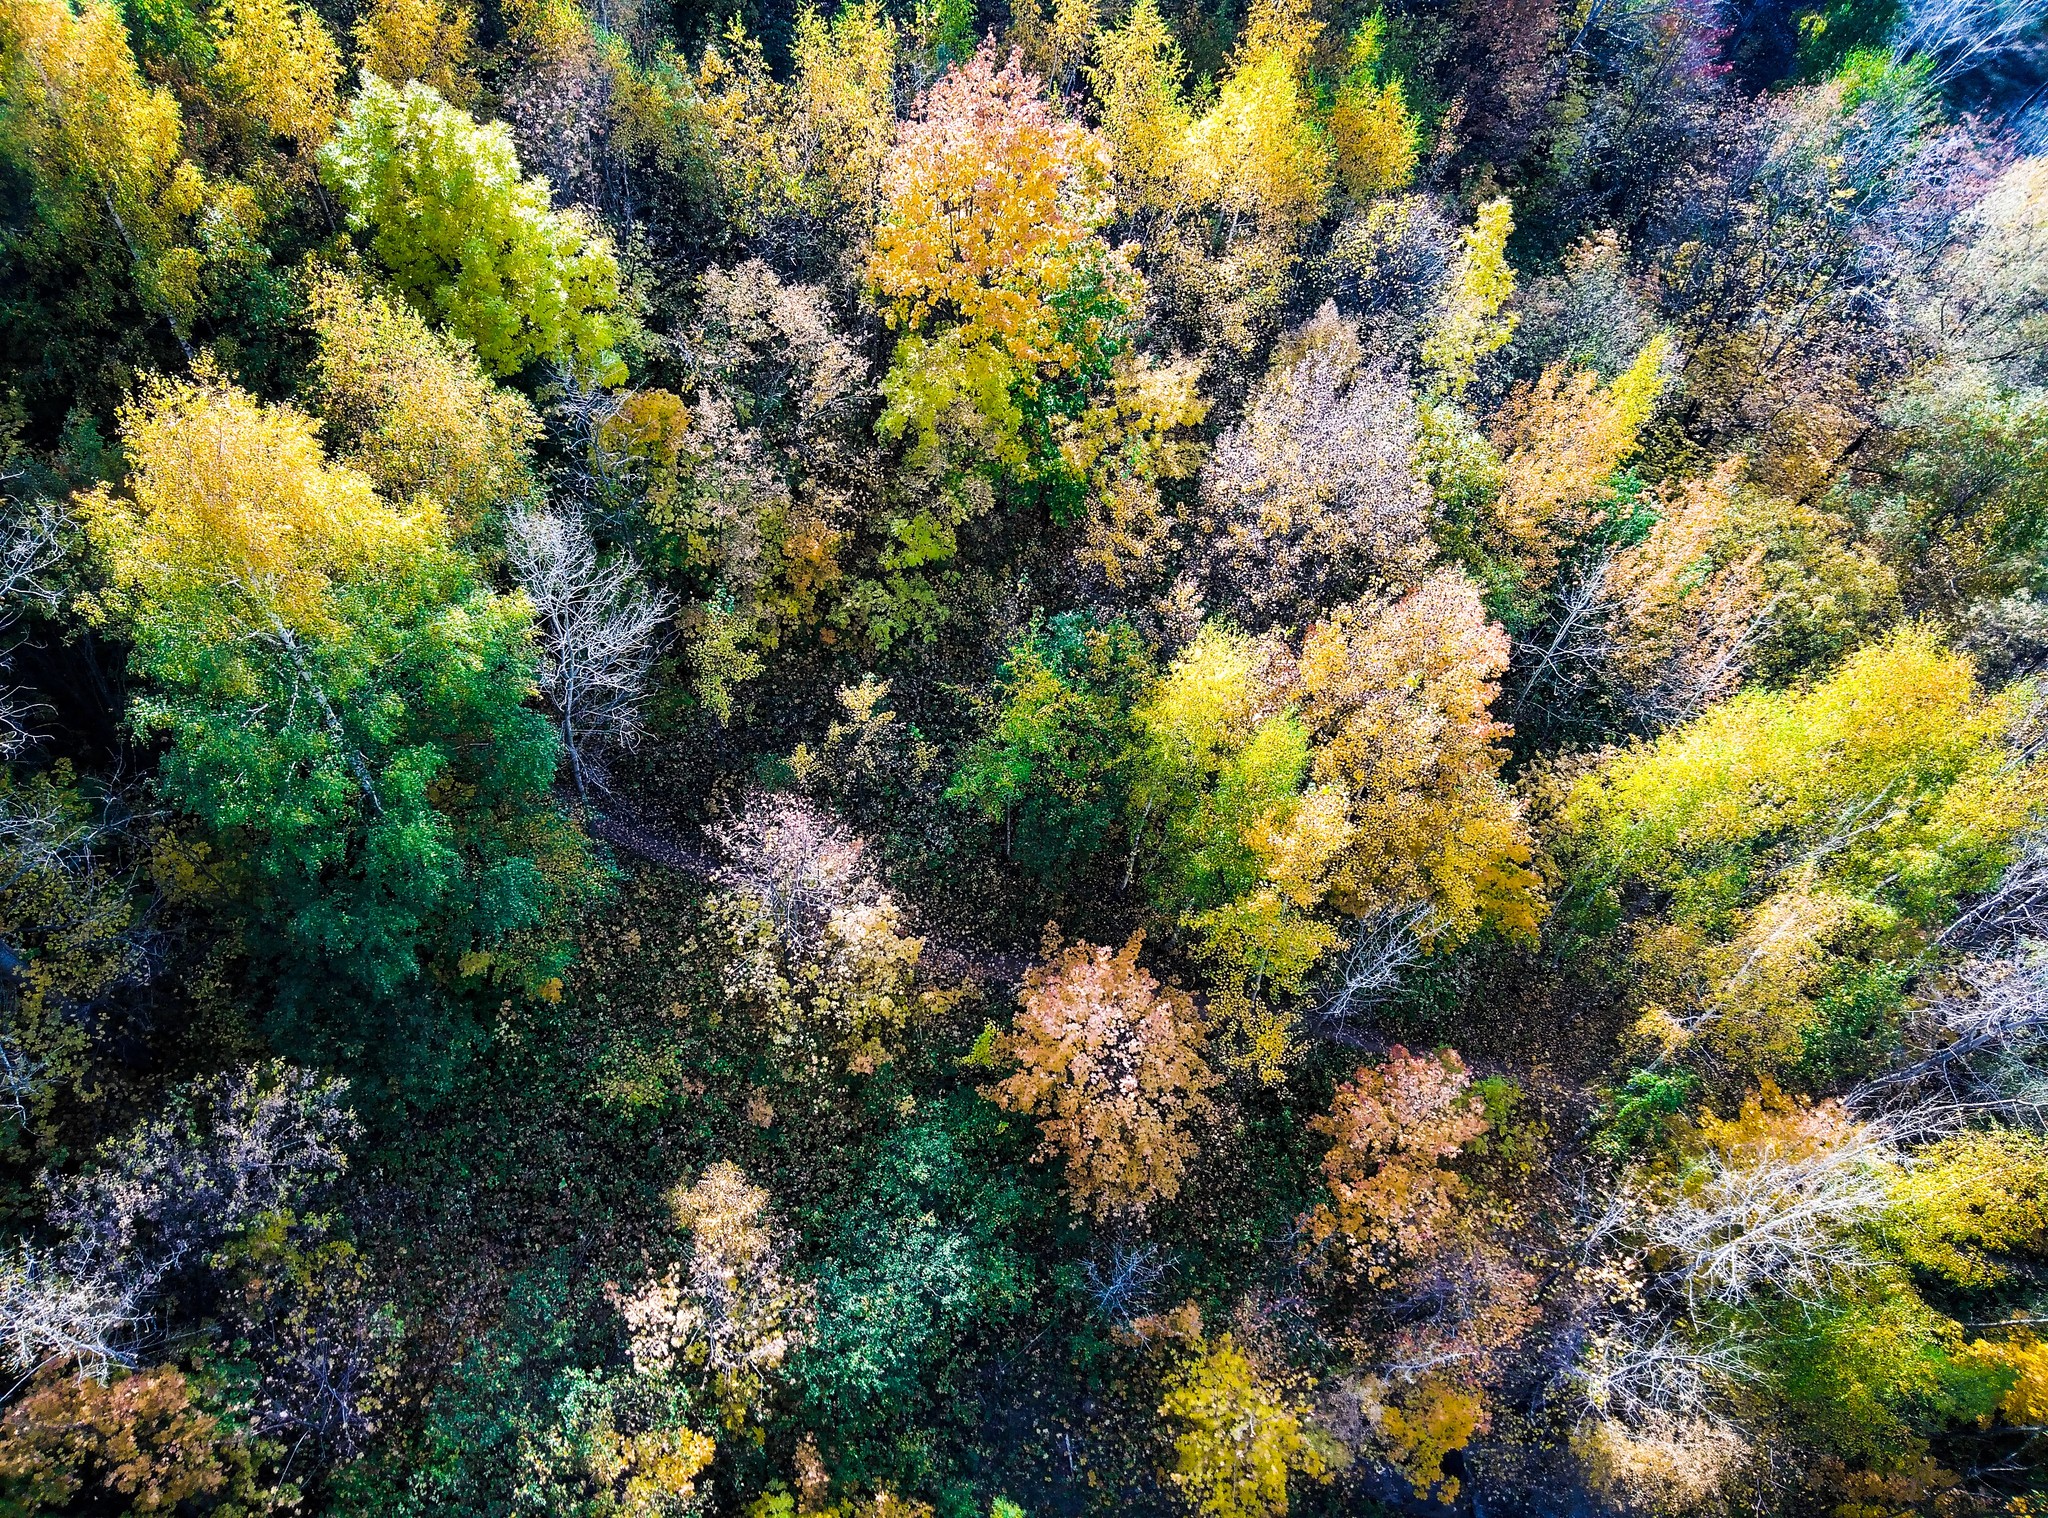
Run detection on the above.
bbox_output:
[319,75,625,382]
[949,613,1154,880]
[83,369,607,1098]
[797,1121,1033,1471]
[339,1263,715,1518]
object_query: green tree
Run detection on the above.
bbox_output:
[80,367,605,1088]
[949,613,1154,879]
[319,74,625,381]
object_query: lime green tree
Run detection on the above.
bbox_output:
[319,74,625,381]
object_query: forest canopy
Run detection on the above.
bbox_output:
[1,0,2047,1510]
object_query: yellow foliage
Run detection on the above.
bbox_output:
[1180,38,1332,234]
[1419,198,1517,401]
[81,363,445,638]
[583,1422,717,1516]
[790,0,898,230]
[1086,0,1189,214]
[210,0,342,158]
[1356,1373,1487,1502]
[306,271,540,532]
[1697,886,1890,1079]
[1889,1128,2048,1289]
[1327,20,1418,199]
[0,0,255,336]
[1296,570,1544,944]
[1566,625,2048,927]
[1491,333,1672,577]
[351,0,476,104]
[869,42,1125,373]
[1159,1333,1333,1518]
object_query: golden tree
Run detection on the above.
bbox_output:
[306,270,540,533]
[1159,1330,1334,1518]
[1296,569,1544,945]
[1489,333,1672,580]
[985,931,1217,1218]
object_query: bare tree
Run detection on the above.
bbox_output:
[1315,903,1436,1032]
[1862,939,2048,1127]
[0,494,66,760]
[708,792,877,957]
[1896,0,2048,85]
[1084,1239,1170,1325]
[1594,1102,1897,1312]
[0,1247,144,1387]
[506,509,673,796]
[49,1063,358,1307]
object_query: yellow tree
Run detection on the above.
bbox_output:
[351,0,477,105]
[1296,569,1545,945]
[1420,197,1517,401]
[209,0,342,173]
[1085,0,1189,216]
[1327,14,1418,199]
[306,270,541,533]
[870,41,1122,378]
[0,0,257,362]
[789,0,899,234]
[1179,0,1332,236]
[1159,1331,1334,1518]
[1491,333,1673,578]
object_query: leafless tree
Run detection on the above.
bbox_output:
[506,509,673,796]
[1939,828,2048,951]
[1084,1239,1169,1325]
[1594,1106,1898,1312]
[0,1247,145,1387]
[1201,303,1435,631]
[708,792,877,956]
[1896,0,2048,84]
[1576,1317,1759,1428]
[0,495,66,760]
[1315,903,1436,1031]
[1861,939,2048,1127]
[49,1062,358,1306]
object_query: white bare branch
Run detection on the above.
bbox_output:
[506,509,674,796]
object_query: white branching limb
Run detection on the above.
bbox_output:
[0,497,66,760]
[1940,828,2048,949]
[0,1247,144,1383]
[50,1062,358,1306]
[1316,903,1436,1028]
[1862,938,2048,1127]
[1084,1240,1169,1324]
[507,509,674,795]
[1577,1318,1758,1428]
[1896,0,2048,83]
[1599,1107,1898,1311]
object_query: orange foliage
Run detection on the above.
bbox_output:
[868,41,1129,375]
[1296,570,1544,944]
[1299,1045,1488,1284]
[0,1366,243,1513]
[985,930,1217,1218]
